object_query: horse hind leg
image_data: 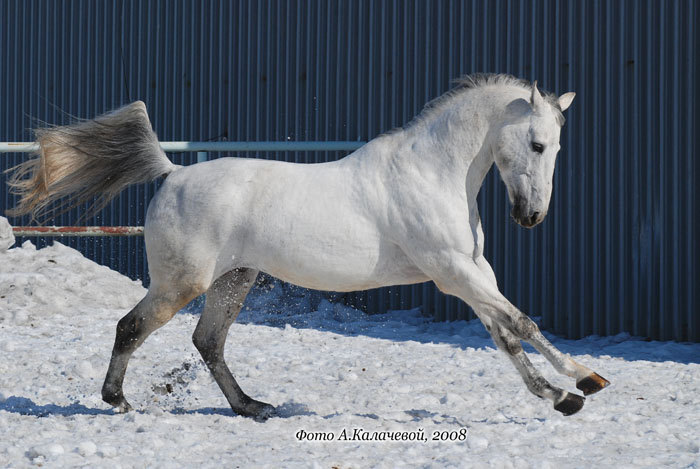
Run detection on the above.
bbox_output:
[192,268,275,420]
[102,282,205,412]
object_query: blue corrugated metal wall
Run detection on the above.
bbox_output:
[1,0,697,341]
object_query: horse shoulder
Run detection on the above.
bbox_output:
[390,200,479,267]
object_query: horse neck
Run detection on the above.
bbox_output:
[395,86,524,201]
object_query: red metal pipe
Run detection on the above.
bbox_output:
[12,226,144,237]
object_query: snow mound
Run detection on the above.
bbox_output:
[0,241,145,325]
[0,216,14,251]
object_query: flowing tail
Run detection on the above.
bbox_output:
[5,101,177,222]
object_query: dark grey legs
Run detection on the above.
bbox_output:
[101,269,273,419]
[102,285,202,412]
[192,268,275,419]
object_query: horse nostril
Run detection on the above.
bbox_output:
[529,212,540,226]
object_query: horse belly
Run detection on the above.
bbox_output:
[260,258,381,292]
[259,249,427,292]
[242,222,427,292]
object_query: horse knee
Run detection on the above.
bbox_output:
[489,323,523,356]
[501,334,523,355]
[511,314,539,340]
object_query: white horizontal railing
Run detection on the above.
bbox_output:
[0,141,366,153]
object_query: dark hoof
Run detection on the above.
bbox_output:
[102,390,133,413]
[554,393,585,416]
[252,404,277,422]
[114,401,133,413]
[236,399,277,421]
[104,396,133,413]
[576,373,610,396]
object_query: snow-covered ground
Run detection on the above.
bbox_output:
[1,240,698,468]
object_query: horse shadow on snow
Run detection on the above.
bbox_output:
[183,275,699,366]
[3,278,695,420]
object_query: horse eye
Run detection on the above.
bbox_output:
[531,142,544,154]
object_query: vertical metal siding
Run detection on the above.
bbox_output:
[1,0,697,341]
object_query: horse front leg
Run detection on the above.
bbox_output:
[427,253,609,415]
[478,315,583,415]
[486,294,610,398]
[192,268,276,420]
[471,255,610,397]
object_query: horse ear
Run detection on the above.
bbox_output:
[558,92,576,111]
[530,80,545,110]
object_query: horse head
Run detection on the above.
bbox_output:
[492,81,575,228]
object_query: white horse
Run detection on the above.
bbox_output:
[7,73,608,419]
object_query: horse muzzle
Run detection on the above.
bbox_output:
[510,200,546,228]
